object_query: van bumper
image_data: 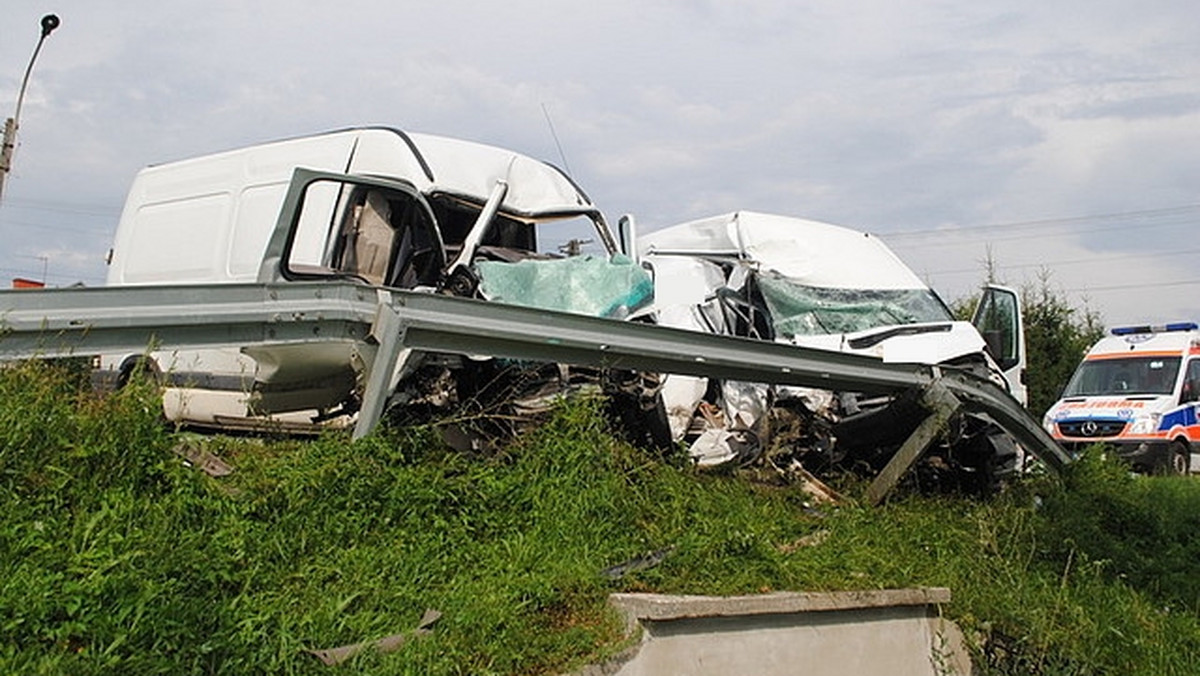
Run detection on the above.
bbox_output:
[1059,438,1174,473]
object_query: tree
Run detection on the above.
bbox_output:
[952,268,1104,418]
[1020,269,1104,417]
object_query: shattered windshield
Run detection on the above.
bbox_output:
[756,273,953,338]
[476,254,653,319]
[1063,356,1181,397]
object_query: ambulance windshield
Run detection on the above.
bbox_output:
[1063,356,1181,397]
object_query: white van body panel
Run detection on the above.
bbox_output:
[108,133,359,286]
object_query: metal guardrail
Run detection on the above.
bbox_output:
[0,281,1072,472]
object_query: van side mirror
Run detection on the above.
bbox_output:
[617,214,638,263]
[1183,379,1200,404]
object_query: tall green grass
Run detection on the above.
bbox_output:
[2,361,1200,674]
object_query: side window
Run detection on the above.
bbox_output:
[971,287,1020,371]
[1183,360,1200,404]
[283,177,442,288]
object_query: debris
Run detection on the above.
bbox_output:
[602,546,677,581]
[306,608,442,666]
[777,529,831,554]
[784,461,847,506]
[171,440,234,477]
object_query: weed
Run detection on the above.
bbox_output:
[2,366,1200,673]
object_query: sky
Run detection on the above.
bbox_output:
[1,0,1198,327]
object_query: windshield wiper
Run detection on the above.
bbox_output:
[847,323,952,350]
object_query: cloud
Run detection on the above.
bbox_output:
[0,1,1196,322]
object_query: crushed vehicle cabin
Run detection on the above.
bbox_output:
[97,127,660,437]
[637,211,1028,491]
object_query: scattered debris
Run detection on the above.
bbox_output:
[777,529,831,554]
[602,546,677,581]
[305,608,442,666]
[171,440,234,477]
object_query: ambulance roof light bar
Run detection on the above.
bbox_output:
[1111,322,1198,336]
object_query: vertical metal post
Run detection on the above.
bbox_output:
[353,291,407,440]
[864,380,961,506]
[0,118,17,196]
[0,14,61,203]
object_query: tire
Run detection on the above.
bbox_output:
[1169,439,1190,476]
[116,357,161,390]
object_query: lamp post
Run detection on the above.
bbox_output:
[0,14,61,203]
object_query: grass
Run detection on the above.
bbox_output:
[3,360,1200,674]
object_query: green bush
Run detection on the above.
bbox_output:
[3,364,1200,674]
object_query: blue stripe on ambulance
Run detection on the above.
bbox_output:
[1161,405,1197,430]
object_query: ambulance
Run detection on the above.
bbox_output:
[1043,322,1200,474]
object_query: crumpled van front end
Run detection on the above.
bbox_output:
[637,211,1027,490]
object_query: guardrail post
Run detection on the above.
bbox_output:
[352,291,406,440]
[864,379,961,505]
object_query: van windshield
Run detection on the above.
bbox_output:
[1062,356,1181,396]
[756,274,953,338]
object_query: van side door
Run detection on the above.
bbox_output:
[257,168,444,288]
[971,284,1027,406]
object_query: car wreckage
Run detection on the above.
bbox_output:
[2,127,1050,495]
[638,211,1028,491]
[91,127,663,440]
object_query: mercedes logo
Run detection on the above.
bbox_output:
[1081,420,1099,436]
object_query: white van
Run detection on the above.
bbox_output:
[1043,322,1200,474]
[97,127,637,431]
[637,210,1027,488]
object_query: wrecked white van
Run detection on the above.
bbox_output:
[639,211,1025,490]
[1043,322,1200,474]
[97,127,652,432]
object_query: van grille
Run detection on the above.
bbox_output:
[1056,419,1127,438]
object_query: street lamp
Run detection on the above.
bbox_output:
[0,14,61,203]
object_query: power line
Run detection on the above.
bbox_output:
[885,204,1200,239]
[1060,278,1200,294]
[888,214,1197,250]
[0,196,121,217]
[917,246,1200,278]
[0,217,116,237]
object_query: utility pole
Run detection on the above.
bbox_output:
[0,14,61,203]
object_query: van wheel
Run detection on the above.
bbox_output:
[117,357,161,390]
[1169,440,1190,476]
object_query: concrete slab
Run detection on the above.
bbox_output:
[575,588,969,676]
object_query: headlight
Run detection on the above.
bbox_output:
[1129,414,1162,435]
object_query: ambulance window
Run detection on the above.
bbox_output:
[1183,360,1200,403]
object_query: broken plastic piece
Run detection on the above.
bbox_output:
[602,546,676,580]
[306,608,442,666]
[171,441,234,477]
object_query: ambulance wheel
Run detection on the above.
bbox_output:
[1169,440,1190,476]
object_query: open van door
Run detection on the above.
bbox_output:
[971,284,1027,405]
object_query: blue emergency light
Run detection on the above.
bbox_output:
[1111,322,1198,336]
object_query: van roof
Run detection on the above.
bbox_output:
[638,210,928,291]
[144,127,599,222]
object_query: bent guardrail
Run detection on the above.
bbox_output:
[0,282,1072,476]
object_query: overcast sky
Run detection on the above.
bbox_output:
[2,0,1197,326]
